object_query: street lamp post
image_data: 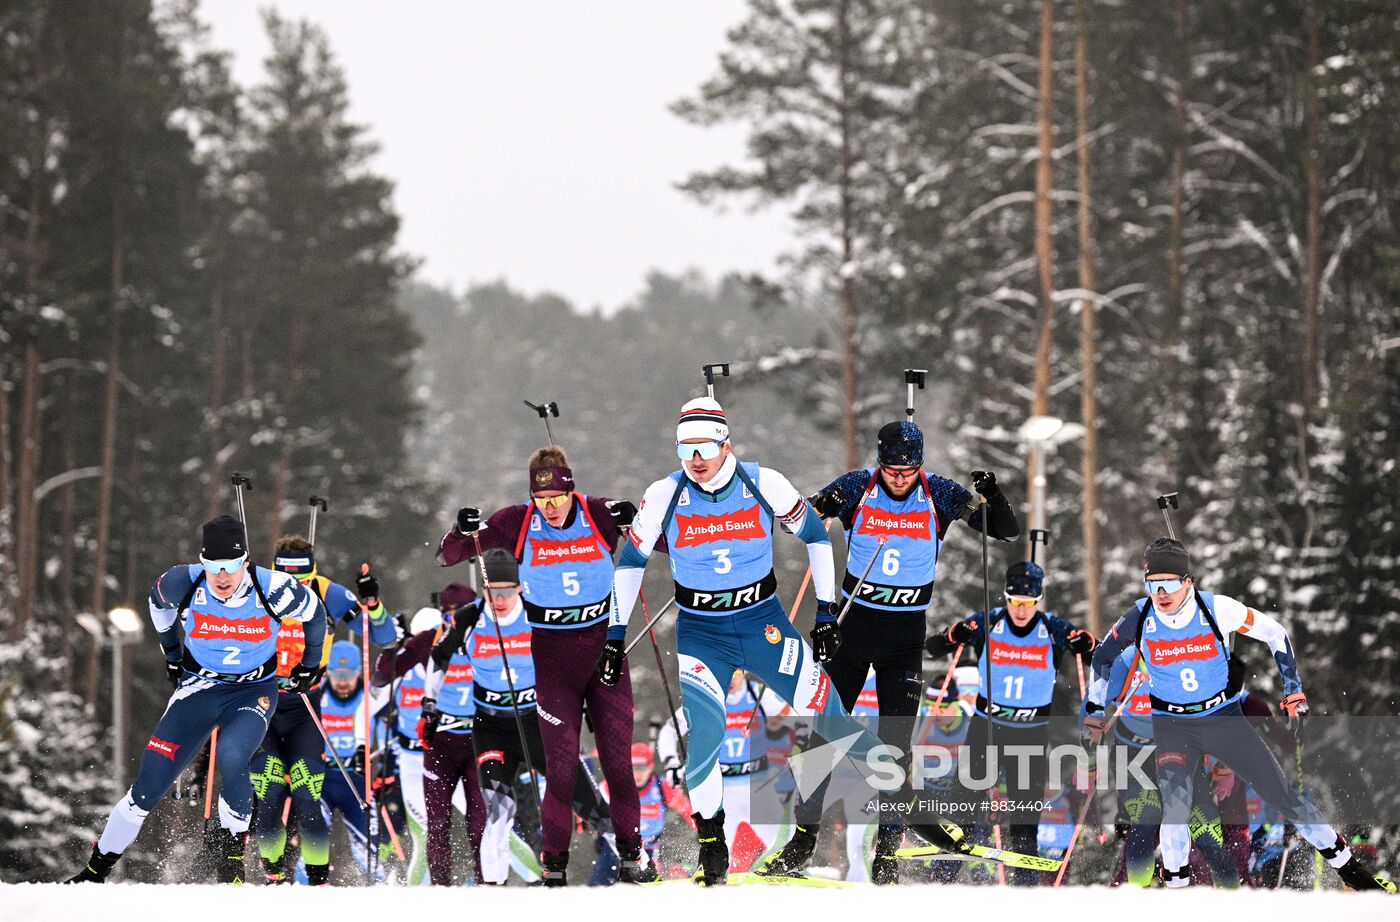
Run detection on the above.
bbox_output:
[1017,415,1086,563]
[77,608,143,791]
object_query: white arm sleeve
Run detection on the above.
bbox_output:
[655,707,687,769]
[1213,594,1292,659]
[610,477,673,633]
[758,466,836,604]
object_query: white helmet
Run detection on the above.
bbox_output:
[410,606,443,635]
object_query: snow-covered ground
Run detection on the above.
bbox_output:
[2,882,1395,922]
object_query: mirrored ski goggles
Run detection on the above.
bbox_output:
[1145,577,1186,594]
[1005,594,1042,608]
[676,439,726,461]
[327,669,359,683]
[879,464,920,479]
[532,494,571,510]
[199,554,248,575]
[485,585,521,599]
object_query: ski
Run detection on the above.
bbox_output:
[894,843,1062,873]
[732,871,854,888]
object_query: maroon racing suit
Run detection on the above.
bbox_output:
[439,497,642,861]
[374,629,486,885]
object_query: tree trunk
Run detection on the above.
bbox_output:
[1028,0,1058,543]
[123,437,140,605]
[88,229,124,706]
[1074,0,1102,637]
[1302,0,1322,414]
[1166,0,1189,344]
[0,367,12,595]
[837,0,860,469]
[12,344,42,640]
[206,272,228,520]
[58,370,77,618]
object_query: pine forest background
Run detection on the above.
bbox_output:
[3,0,1400,880]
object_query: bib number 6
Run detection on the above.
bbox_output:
[881,548,900,577]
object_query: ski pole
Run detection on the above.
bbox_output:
[358,562,378,884]
[639,586,687,766]
[1029,528,1049,565]
[623,595,677,656]
[836,536,887,626]
[467,530,544,818]
[202,729,219,826]
[522,399,560,446]
[380,803,406,862]
[1053,653,1143,887]
[784,565,814,626]
[299,693,368,811]
[978,494,994,770]
[934,644,965,704]
[308,495,327,546]
[903,368,927,420]
[1156,493,1180,540]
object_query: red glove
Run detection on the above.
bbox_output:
[1280,692,1308,742]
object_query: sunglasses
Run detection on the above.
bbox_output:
[200,554,248,575]
[880,465,920,478]
[1145,577,1186,594]
[532,494,571,509]
[1005,594,1041,608]
[327,670,359,682]
[676,440,725,461]
[486,585,521,599]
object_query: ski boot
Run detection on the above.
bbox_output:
[908,819,969,856]
[692,810,729,886]
[541,851,569,887]
[758,823,818,877]
[209,828,248,885]
[1334,851,1397,892]
[617,837,659,884]
[305,862,330,886]
[871,823,903,885]
[66,843,120,884]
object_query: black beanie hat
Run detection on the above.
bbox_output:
[201,515,247,560]
[1143,537,1190,578]
[876,421,924,467]
[482,548,520,585]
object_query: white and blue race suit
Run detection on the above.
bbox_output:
[611,453,880,823]
[94,564,320,857]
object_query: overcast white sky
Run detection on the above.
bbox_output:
[200,1,794,313]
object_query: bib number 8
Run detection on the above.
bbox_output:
[1180,668,1199,692]
[881,548,900,577]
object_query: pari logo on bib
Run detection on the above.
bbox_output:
[673,506,766,547]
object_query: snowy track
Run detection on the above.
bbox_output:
[2,882,1395,922]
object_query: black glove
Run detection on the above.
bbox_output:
[451,602,483,633]
[809,603,841,664]
[1067,628,1096,657]
[608,500,638,530]
[810,491,844,519]
[456,506,482,535]
[663,759,684,789]
[351,745,366,776]
[165,659,183,688]
[947,620,975,646]
[417,698,440,749]
[284,662,318,695]
[597,639,625,687]
[971,470,999,498]
[355,571,380,605]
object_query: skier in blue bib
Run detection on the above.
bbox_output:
[69,515,323,884]
[318,640,383,877]
[1084,537,1394,892]
[922,559,1095,885]
[780,420,1018,882]
[596,396,882,886]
